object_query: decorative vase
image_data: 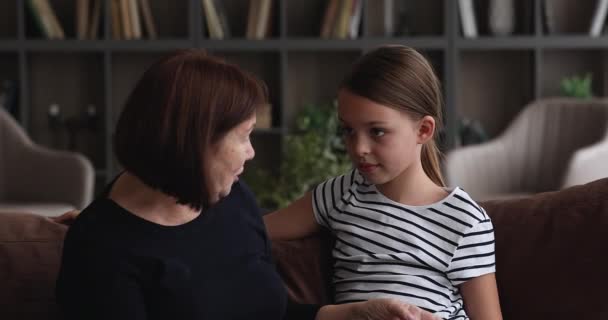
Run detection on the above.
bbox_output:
[489,0,515,36]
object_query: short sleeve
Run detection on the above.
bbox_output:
[447,217,496,286]
[311,170,358,229]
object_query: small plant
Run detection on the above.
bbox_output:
[244,103,351,210]
[560,73,593,99]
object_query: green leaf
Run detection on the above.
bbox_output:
[244,103,351,210]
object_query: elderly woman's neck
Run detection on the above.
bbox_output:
[109,171,201,226]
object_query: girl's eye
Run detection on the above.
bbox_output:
[371,128,385,137]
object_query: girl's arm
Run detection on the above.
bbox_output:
[263,192,320,240]
[460,273,503,320]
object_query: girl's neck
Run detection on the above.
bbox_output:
[376,159,448,207]
[109,172,201,226]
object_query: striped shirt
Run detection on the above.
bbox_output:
[312,169,496,320]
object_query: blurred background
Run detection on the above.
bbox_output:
[2,0,608,214]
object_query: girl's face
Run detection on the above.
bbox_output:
[205,115,256,204]
[337,89,429,187]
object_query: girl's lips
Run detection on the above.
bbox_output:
[358,163,378,173]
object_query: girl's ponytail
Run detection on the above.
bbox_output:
[421,140,445,187]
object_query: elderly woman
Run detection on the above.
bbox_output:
[55,49,436,320]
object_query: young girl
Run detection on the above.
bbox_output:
[264,45,502,320]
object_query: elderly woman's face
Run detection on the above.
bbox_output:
[205,115,256,204]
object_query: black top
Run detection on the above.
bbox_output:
[56,180,318,320]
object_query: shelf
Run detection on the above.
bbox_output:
[280,37,447,50]
[285,50,361,128]
[27,52,107,169]
[539,36,608,49]
[4,0,608,188]
[20,39,194,52]
[540,49,606,97]
[457,50,535,138]
[200,39,283,50]
[0,40,20,52]
[456,36,539,50]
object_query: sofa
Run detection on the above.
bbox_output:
[2,178,608,319]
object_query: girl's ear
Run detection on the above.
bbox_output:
[417,115,436,144]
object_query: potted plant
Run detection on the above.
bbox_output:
[561,73,593,99]
[244,103,351,210]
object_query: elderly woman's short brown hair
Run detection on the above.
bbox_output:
[114,49,267,210]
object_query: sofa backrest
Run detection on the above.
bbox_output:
[0,212,66,320]
[481,177,608,319]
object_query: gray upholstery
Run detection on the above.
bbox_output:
[0,108,94,216]
[445,98,608,201]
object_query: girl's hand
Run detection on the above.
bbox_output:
[352,299,440,320]
[50,210,81,225]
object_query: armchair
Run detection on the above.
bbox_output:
[0,108,94,216]
[445,98,608,201]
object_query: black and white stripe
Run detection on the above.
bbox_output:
[312,170,496,319]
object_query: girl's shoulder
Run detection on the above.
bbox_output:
[437,187,490,223]
[319,169,366,189]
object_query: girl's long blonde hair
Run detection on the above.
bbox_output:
[341,45,445,187]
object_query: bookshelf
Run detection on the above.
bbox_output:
[1,0,608,190]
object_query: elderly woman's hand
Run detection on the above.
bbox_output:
[50,210,81,225]
[352,298,440,320]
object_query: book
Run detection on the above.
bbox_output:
[120,0,132,39]
[202,0,224,39]
[33,0,65,39]
[246,0,259,39]
[26,0,52,38]
[40,0,65,39]
[138,0,157,39]
[128,0,142,39]
[76,0,89,39]
[458,0,478,38]
[348,0,363,39]
[334,0,354,39]
[214,0,231,38]
[383,0,395,36]
[255,0,272,39]
[320,0,340,38]
[88,0,102,39]
[590,0,608,36]
[111,0,122,39]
